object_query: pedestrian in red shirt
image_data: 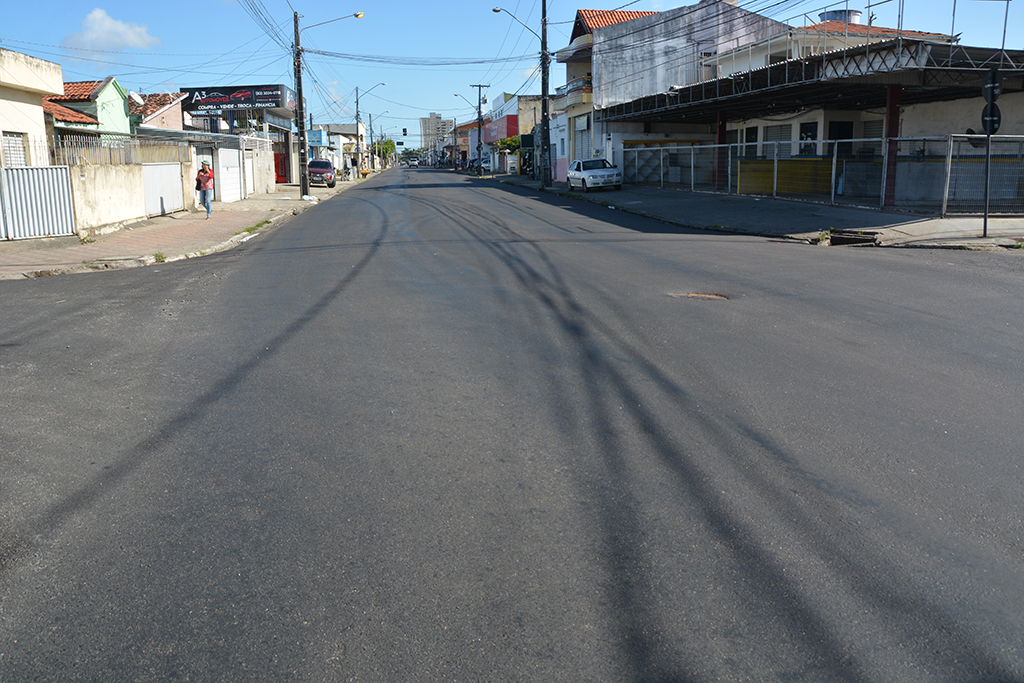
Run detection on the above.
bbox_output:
[196,161,214,219]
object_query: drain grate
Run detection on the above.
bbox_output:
[667,292,728,300]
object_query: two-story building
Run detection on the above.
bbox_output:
[554,9,659,166]
[0,48,64,166]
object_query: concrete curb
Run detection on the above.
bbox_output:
[497,177,821,245]
[491,176,1024,251]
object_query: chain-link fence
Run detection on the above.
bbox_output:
[623,135,1024,215]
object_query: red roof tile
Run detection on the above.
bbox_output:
[42,100,100,125]
[571,9,659,41]
[799,20,948,39]
[129,92,186,118]
[578,8,658,31]
[48,80,103,102]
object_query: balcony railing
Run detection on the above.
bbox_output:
[555,78,592,97]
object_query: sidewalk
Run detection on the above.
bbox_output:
[0,182,351,280]
[487,172,1024,249]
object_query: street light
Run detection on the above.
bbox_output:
[355,82,386,177]
[493,6,550,187]
[294,11,364,196]
[456,89,488,176]
[368,110,389,171]
[454,93,479,170]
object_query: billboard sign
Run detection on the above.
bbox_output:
[180,84,297,117]
[484,115,518,143]
[307,130,328,146]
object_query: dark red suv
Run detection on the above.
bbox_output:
[308,159,336,188]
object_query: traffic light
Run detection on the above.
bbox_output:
[402,128,407,136]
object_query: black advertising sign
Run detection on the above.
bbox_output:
[982,102,1001,134]
[180,84,297,114]
[982,68,1002,104]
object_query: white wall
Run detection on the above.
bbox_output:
[593,0,789,108]
[0,49,64,164]
[71,164,147,235]
[901,92,1024,137]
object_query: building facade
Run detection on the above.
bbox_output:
[0,48,64,165]
[420,112,454,155]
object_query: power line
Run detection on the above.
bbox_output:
[303,48,538,67]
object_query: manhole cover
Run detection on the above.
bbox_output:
[667,293,728,300]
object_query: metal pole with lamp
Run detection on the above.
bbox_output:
[461,87,489,176]
[455,93,481,172]
[493,6,550,187]
[368,110,389,171]
[355,82,386,178]
[293,11,364,196]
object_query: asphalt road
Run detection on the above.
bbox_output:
[1,167,1021,681]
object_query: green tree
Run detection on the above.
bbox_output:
[373,138,396,161]
[496,136,520,153]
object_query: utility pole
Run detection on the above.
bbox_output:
[293,12,309,196]
[355,87,362,178]
[540,0,551,188]
[369,113,375,171]
[471,84,488,176]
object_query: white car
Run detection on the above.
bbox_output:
[567,158,622,192]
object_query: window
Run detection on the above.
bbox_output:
[744,127,758,158]
[799,122,818,156]
[2,132,28,167]
[560,138,565,157]
[764,124,793,159]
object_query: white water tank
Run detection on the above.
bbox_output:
[819,9,863,23]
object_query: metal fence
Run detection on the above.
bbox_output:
[51,135,192,166]
[8,134,193,167]
[0,166,76,240]
[623,135,1024,215]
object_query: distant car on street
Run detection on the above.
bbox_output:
[567,158,622,192]
[408,158,419,167]
[308,159,336,188]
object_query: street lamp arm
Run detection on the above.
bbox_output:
[454,93,476,109]
[300,12,365,35]
[489,7,544,41]
[492,7,542,41]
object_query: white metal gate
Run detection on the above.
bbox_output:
[218,149,243,203]
[576,129,592,160]
[244,150,255,196]
[0,166,76,240]
[142,162,183,217]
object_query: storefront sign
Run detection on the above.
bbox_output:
[180,84,297,118]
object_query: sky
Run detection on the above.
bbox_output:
[3,0,1020,146]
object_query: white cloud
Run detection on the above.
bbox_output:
[61,8,161,52]
[519,66,541,81]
